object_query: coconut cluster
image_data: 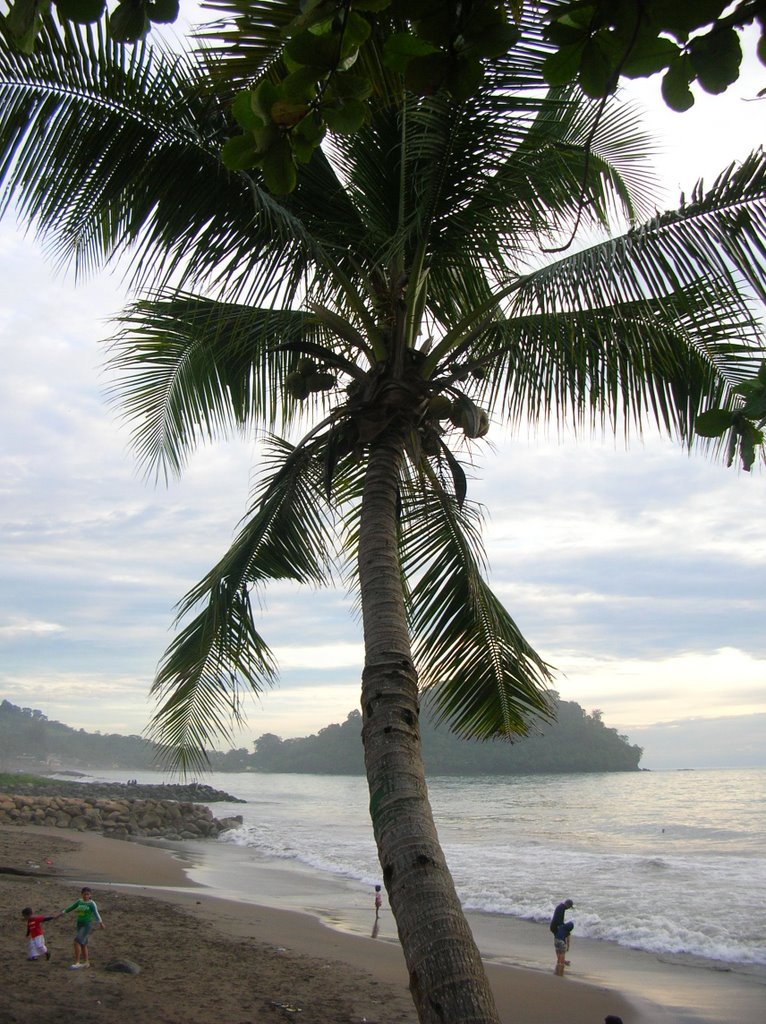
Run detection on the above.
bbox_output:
[428,394,489,438]
[284,358,337,400]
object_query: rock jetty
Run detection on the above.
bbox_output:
[0,788,243,841]
[1,778,245,803]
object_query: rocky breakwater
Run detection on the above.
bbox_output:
[0,792,243,841]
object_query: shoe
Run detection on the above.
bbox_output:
[69,963,82,970]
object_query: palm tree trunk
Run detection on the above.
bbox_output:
[358,422,501,1024]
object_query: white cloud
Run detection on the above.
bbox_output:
[552,648,766,728]
[272,642,364,671]
[0,619,65,638]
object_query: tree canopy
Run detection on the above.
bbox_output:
[2,4,765,1021]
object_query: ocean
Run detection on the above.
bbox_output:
[67,766,766,970]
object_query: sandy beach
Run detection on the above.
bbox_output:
[1,825,762,1024]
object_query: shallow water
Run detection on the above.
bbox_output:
[74,766,766,968]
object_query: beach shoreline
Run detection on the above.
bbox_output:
[2,825,763,1024]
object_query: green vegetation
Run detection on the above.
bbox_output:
[0,770,53,788]
[1,698,640,775]
[0,699,159,771]
[229,702,642,774]
[6,4,762,182]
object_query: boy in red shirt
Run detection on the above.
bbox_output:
[21,906,59,961]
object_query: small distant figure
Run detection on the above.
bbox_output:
[61,886,105,969]
[374,884,383,918]
[21,906,58,961]
[553,920,574,974]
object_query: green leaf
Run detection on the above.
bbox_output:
[293,111,325,146]
[416,8,459,48]
[544,19,588,48]
[6,0,48,53]
[231,90,263,131]
[271,98,310,127]
[261,136,297,195]
[655,0,729,41]
[147,0,179,24]
[446,55,484,102]
[283,0,339,36]
[620,34,680,79]
[693,408,735,437]
[661,58,695,111]
[383,31,440,71]
[55,0,106,24]
[220,134,262,171]
[281,66,322,103]
[251,79,281,123]
[462,23,521,60]
[405,51,451,95]
[689,27,742,95]
[340,10,372,57]
[286,27,342,71]
[578,36,617,98]
[109,1,150,43]
[542,41,585,87]
[324,97,367,135]
[328,70,373,102]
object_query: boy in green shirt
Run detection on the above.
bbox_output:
[61,887,105,969]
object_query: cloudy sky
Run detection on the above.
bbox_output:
[1,14,764,771]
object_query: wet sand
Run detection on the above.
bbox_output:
[2,825,762,1024]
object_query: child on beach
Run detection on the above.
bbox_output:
[61,886,105,969]
[374,884,382,918]
[21,906,59,961]
[554,920,574,973]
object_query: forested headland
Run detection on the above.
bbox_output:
[1,697,642,775]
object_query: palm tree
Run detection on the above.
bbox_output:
[2,5,765,1022]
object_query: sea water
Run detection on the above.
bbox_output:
[72,766,766,969]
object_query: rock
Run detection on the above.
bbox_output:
[0,790,238,842]
[104,958,141,974]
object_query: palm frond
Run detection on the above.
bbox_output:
[195,0,303,86]
[148,434,338,769]
[400,483,553,739]
[106,291,346,478]
[468,289,760,443]
[512,149,766,340]
[0,14,342,301]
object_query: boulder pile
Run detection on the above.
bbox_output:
[0,792,243,841]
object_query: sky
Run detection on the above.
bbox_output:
[0,12,764,772]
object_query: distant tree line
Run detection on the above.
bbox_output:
[1,696,642,775]
[209,696,643,774]
[0,699,158,771]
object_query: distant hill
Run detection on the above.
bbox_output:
[1,696,642,775]
[221,699,643,775]
[0,699,159,772]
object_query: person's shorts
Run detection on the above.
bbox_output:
[27,935,47,959]
[75,921,93,946]
[554,938,567,953]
